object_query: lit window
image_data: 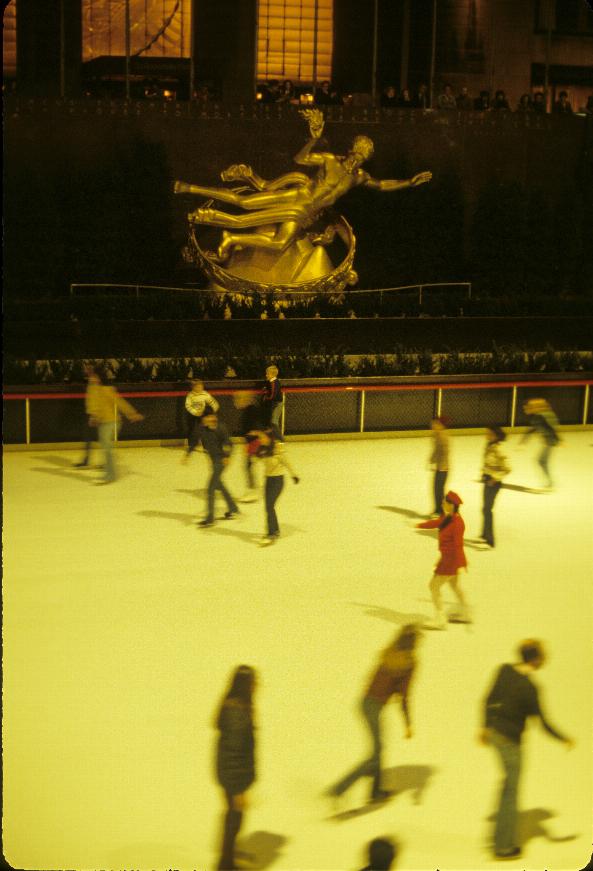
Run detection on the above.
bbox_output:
[257,0,333,83]
[82,0,191,61]
[3,0,17,79]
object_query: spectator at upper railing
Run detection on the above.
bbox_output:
[456,86,473,110]
[398,88,413,109]
[492,89,510,110]
[277,79,298,105]
[532,91,547,113]
[581,95,593,116]
[412,82,430,109]
[516,93,534,113]
[437,83,457,110]
[553,91,573,114]
[474,90,491,111]
[314,80,341,105]
[260,80,281,103]
[380,84,399,108]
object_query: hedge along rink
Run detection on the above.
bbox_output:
[3,347,593,386]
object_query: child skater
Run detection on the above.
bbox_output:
[182,378,219,460]
[255,426,299,546]
[261,365,283,428]
[416,491,469,629]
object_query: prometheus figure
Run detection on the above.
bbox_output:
[174,108,432,262]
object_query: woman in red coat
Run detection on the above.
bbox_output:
[416,490,469,629]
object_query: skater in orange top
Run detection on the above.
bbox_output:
[416,491,469,630]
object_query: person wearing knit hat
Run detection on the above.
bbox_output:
[416,491,469,629]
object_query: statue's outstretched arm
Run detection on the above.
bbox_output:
[365,170,433,191]
[294,107,326,166]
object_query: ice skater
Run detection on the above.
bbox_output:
[520,398,561,489]
[261,365,283,429]
[327,625,418,805]
[428,415,450,516]
[233,391,263,502]
[73,365,99,469]
[479,640,574,860]
[182,378,220,461]
[255,426,299,546]
[85,371,144,484]
[215,665,257,871]
[197,412,239,527]
[416,491,469,629]
[480,426,510,548]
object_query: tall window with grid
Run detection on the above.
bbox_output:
[257,0,333,84]
[82,0,191,60]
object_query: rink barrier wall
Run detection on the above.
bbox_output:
[3,377,592,447]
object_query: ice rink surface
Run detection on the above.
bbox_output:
[3,431,593,871]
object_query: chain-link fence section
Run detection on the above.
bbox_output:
[4,380,591,444]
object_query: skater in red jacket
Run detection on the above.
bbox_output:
[416,490,469,630]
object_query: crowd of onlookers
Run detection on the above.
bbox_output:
[254,78,593,115]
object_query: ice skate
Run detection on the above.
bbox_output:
[423,613,447,630]
[448,608,472,624]
[238,489,258,503]
[258,536,275,547]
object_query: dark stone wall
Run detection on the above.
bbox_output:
[3,99,591,299]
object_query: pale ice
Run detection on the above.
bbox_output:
[3,432,593,870]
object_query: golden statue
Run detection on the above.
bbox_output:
[175,109,432,297]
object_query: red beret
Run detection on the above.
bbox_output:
[445,490,463,506]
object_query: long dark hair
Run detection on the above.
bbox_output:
[256,426,282,456]
[216,665,255,727]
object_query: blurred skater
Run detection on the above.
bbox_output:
[85,373,144,484]
[215,665,257,871]
[520,399,561,489]
[261,365,283,428]
[480,426,510,548]
[328,625,418,804]
[73,365,99,468]
[182,379,219,460]
[429,416,450,516]
[479,640,574,859]
[255,426,299,546]
[197,412,239,527]
[416,491,469,629]
[233,391,263,502]
[358,837,398,871]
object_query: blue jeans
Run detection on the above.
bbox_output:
[433,470,448,515]
[265,475,284,536]
[490,729,522,854]
[97,421,118,482]
[331,696,383,798]
[539,444,554,486]
[206,461,238,522]
[481,480,501,547]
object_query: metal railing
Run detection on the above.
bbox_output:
[69,281,472,306]
[4,377,592,446]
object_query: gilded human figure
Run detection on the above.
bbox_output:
[174,109,432,263]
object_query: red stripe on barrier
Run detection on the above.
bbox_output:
[3,380,592,400]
